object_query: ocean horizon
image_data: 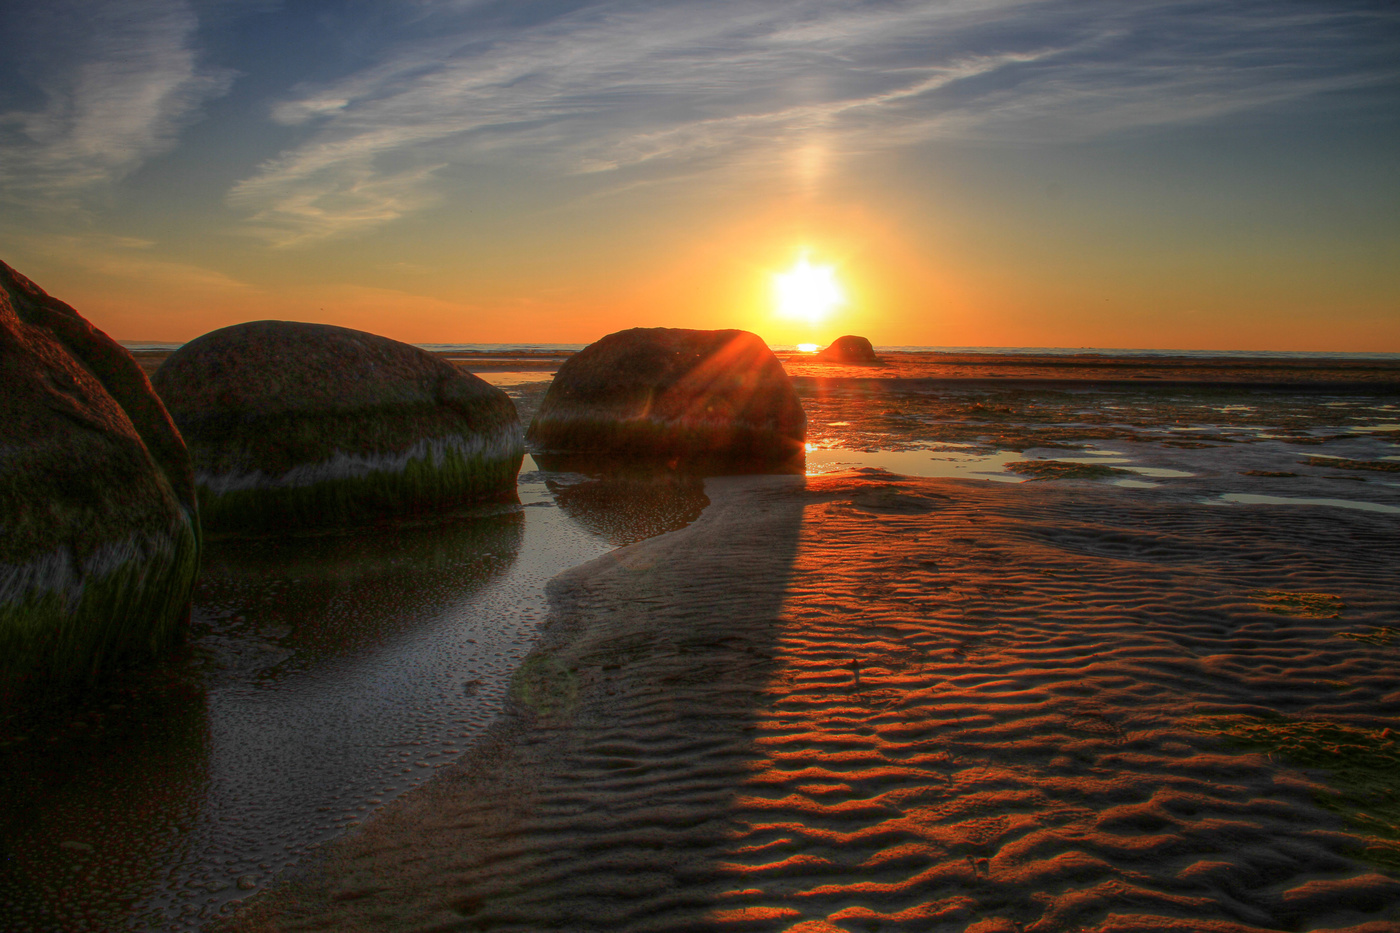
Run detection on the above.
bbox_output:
[117,341,1400,361]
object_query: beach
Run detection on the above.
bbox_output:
[8,3,1398,927]
[219,466,1400,932]
[6,350,1400,932]
[213,353,1400,932]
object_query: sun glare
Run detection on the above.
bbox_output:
[773,256,844,325]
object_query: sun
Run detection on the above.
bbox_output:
[773,255,844,325]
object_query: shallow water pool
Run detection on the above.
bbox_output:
[0,460,626,932]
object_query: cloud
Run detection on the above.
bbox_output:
[2,231,252,293]
[227,0,1400,244]
[0,0,234,212]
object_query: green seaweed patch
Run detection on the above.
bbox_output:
[510,653,579,720]
[528,413,803,466]
[199,444,522,534]
[1186,713,1400,872]
[1338,626,1397,647]
[1253,591,1345,618]
[1303,456,1400,473]
[1005,460,1136,481]
[0,520,199,703]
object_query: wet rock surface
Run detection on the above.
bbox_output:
[152,321,523,532]
[527,327,805,468]
[0,261,198,698]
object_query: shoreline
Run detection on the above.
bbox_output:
[220,470,1400,932]
[123,348,1400,390]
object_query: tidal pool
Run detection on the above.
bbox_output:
[0,458,688,932]
[796,379,1400,512]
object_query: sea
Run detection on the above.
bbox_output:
[117,341,1400,360]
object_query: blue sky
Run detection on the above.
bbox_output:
[1,0,1396,347]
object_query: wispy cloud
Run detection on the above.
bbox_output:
[227,0,1399,245]
[0,0,233,212]
[2,231,251,292]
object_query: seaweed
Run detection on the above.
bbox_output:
[1253,591,1345,618]
[1005,460,1136,481]
[0,518,199,705]
[1186,713,1400,873]
[197,443,523,534]
[1303,456,1400,473]
[528,412,804,467]
[1337,626,1397,647]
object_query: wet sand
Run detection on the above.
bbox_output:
[220,470,1400,932]
[777,352,1400,389]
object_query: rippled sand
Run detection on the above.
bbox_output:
[221,471,1400,932]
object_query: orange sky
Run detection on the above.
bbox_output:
[2,2,1396,351]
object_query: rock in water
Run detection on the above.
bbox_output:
[528,328,804,466]
[0,261,200,697]
[815,334,880,364]
[152,321,522,532]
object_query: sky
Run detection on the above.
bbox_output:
[1,0,1396,350]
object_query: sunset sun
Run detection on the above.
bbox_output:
[773,255,845,325]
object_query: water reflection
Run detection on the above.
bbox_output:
[195,509,523,675]
[0,493,607,932]
[0,678,209,931]
[543,473,708,546]
[531,451,796,546]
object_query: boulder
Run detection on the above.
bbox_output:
[528,327,804,466]
[152,321,522,532]
[815,334,880,364]
[0,261,200,697]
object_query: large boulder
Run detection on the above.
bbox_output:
[528,327,805,466]
[815,334,880,364]
[0,261,200,698]
[152,321,522,532]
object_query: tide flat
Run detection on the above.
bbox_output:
[222,360,1400,933]
[221,469,1400,932]
[6,354,1399,932]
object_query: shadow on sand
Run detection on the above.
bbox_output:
[218,468,811,931]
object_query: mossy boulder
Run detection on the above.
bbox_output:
[152,321,522,532]
[528,327,805,467]
[0,261,200,700]
[815,334,880,364]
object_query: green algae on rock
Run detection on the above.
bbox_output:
[0,261,200,699]
[152,321,522,533]
[527,327,805,468]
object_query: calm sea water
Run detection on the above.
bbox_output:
[118,341,1400,360]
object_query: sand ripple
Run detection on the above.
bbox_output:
[223,474,1400,933]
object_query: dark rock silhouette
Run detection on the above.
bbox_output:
[152,321,522,532]
[815,334,881,364]
[528,327,804,467]
[0,261,200,697]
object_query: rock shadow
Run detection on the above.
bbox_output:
[218,474,812,932]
